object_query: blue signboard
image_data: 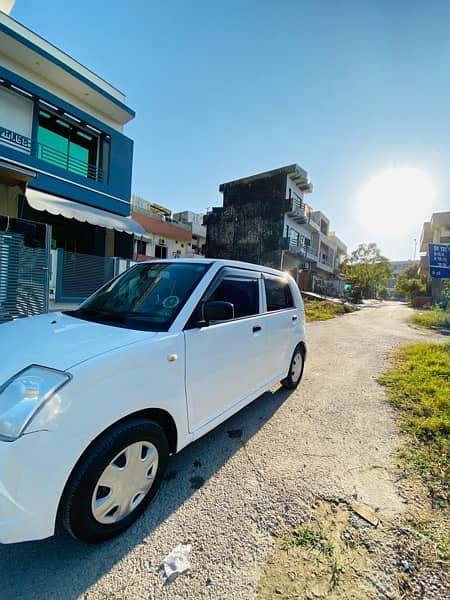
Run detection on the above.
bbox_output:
[429,243,450,279]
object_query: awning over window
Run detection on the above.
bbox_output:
[26,188,150,239]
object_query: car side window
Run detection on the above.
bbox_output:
[208,277,259,318]
[264,276,294,311]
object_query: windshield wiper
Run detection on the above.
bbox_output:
[64,307,126,322]
[65,308,163,321]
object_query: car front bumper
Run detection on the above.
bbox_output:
[0,431,60,544]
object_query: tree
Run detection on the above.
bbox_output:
[342,243,391,299]
[395,263,427,302]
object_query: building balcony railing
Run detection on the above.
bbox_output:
[318,255,335,269]
[283,238,319,260]
[286,196,306,223]
[0,128,105,183]
[37,142,104,183]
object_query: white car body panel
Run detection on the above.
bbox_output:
[0,312,154,381]
[185,314,272,432]
[0,258,305,543]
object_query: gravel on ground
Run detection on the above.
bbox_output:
[0,302,445,599]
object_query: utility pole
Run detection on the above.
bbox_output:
[413,238,417,261]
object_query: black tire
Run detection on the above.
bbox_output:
[281,344,305,390]
[60,418,169,543]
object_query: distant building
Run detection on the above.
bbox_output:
[390,260,416,275]
[173,210,206,257]
[386,260,417,298]
[205,164,347,295]
[419,211,450,303]
[131,196,193,259]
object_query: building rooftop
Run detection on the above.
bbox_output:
[420,212,450,252]
[0,11,134,125]
[430,211,450,227]
[132,211,192,242]
[219,163,312,193]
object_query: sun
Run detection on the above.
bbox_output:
[356,167,436,236]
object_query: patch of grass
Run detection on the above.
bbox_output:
[403,514,450,561]
[410,308,450,330]
[379,343,450,506]
[282,526,333,555]
[304,299,357,322]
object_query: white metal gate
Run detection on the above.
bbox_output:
[0,225,50,323]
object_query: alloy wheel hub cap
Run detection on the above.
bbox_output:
[91,441,159,524]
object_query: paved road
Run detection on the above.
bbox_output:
[0,303,439,599]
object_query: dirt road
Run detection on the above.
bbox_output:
[0,303,441,599]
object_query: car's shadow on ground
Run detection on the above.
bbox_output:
[1,385,293,599]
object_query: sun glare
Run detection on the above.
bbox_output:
[356,167,435,236]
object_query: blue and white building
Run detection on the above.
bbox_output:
[0,7,146,258]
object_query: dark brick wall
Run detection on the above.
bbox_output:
[205,173,289,268]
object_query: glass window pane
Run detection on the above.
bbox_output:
[37,126,69,169]
[68,141,89,177]
[37,109,100,181]
[209,278,259,318]
[76,262,209,331]
[264,277,294,311]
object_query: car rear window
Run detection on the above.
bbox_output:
[264,276,294,311]
[209,277,259,318]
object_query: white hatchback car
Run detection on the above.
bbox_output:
[0,259,305,543]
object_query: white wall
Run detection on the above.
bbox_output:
[0,86,33,153]
[285,174,305,201]
[0,1,15,15]
[0,53,122,130]
[139,233,191,259]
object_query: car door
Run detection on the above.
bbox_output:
[259,273,299,377]
[184,267,268,433]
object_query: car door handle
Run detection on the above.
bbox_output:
[252,325,262,333]
[292,315,298,321]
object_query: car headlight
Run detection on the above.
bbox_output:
[0,365,71,441]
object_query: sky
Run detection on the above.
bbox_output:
[10,0,450,260]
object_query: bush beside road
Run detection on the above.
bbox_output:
[378,342,450,596]
[304,298,357,322]
[410,308,450,331]
[379,342,450,508]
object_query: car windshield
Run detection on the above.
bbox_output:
[64,262,210,331]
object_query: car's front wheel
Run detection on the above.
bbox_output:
[281,344,305,389]
[60,418,169,543]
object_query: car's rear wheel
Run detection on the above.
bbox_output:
[281,344,305,389]
[60,418,169,543]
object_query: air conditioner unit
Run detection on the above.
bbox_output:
[158,239,166,246]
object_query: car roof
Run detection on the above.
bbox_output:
[137,258,288,278]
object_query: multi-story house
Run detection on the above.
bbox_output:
[386,260,417,298]
[173,210,206,257]
[131,196,193,260]
[0,9,146,259]
[205,164,347,294]
[419,211,450,303]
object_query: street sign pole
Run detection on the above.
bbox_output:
[428,243,450,304]
[428,243,450,279]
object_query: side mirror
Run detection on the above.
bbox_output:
[203,300,234,323]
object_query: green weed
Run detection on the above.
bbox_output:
[282,526,333,555]
[304,299,357,322]
[411,309,450,330]
[379,343,450,506]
